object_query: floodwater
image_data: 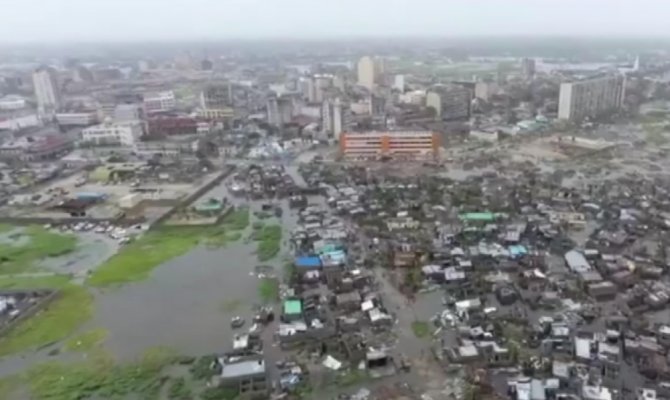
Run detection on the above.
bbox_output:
[39,233,119,277]
[89,198,299,361]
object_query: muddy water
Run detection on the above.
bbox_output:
[0,191,303,374]
[90,199,299,360]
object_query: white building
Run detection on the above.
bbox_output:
[398,90,426,105]
[357,56,384,90]
[393,75,405,92]
[474,82,498,102]
[56,111,98,127]
[0,114,40,131]
[81,120,143,147]
[143,91,176,113]
[321,98,344,140]
[114,104,144,122]
[0,96,26,110]
[33,67,61,117]
[267,97,293,127]
[558,74,626,122]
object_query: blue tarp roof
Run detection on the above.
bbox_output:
[509,245,528,258]
[295,256,321,268]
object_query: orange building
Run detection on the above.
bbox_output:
[339,131,439,160]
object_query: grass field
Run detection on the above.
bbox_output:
[63,328,108,353]
[257,277,279,303]
[0,281,92,357]
[24,347,176,400]
[411,321,431,338]
[0,226,77,275]
[254,224,282,262]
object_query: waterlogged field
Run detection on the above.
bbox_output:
[0,198,296,399]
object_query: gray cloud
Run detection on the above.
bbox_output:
[0,0,669,43]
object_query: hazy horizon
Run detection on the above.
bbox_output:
[2,0,670,44]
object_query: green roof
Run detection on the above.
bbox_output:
[194,203,222,212]
[283,299,302,315]
[458,212,502,222]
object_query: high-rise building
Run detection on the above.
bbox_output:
[267,97,293,127]
[357,56,384,90]
[474,82,498,102]
[426,84,472,121]
[201,83,233,109]
[339,131,439,160]
[313,75,333,103]
[521,58,536,79]
[33,67,61,117]
[393,75,405,92]
[200,83,234,120]
[322,98,344,140]
[558,74,625,121]
[368,94,386,117]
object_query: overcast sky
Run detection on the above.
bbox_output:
[1,0,669,43]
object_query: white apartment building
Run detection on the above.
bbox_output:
[321,98,344,140]
[0,96,26,110]
[114,104,144,121]
[56,111,98,126]
[357,56,384,90]
[143,91,176,113]
[81,120,143,147]
[33,67,61,117]
[558,74,625,122]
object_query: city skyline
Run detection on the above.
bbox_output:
[2,0,670,43]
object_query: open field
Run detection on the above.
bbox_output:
[0,226,77,275]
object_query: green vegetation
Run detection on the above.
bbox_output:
[63,328,108,353]
[168,377,191,400]
[0,224,14,234]
[200,387,238,400]
[222,207,250,231]
[411,321,431,338]
[24,347,176,400]
[254,224,282,261]
[0,375,20,399]
[0,284,92,357]
[88,226,219,287]
[258,277,279,303]
[0,275,71,290]
[189,355,219,381]
[336,369,369,387]
[0,226,77,274]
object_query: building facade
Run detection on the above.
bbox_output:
[81,121,143,147]
[426,84,472,120]
[322,98,344,140]
[200,84,234,121]
[339,131,439,160]
[32,67,61,117]
[521,58,536,79]
[0,135,73,161]
[357,56,384,90]
[0,96,26,110]
[55,111,98,127]
[558,74,626,121]
[143,91,176,114]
